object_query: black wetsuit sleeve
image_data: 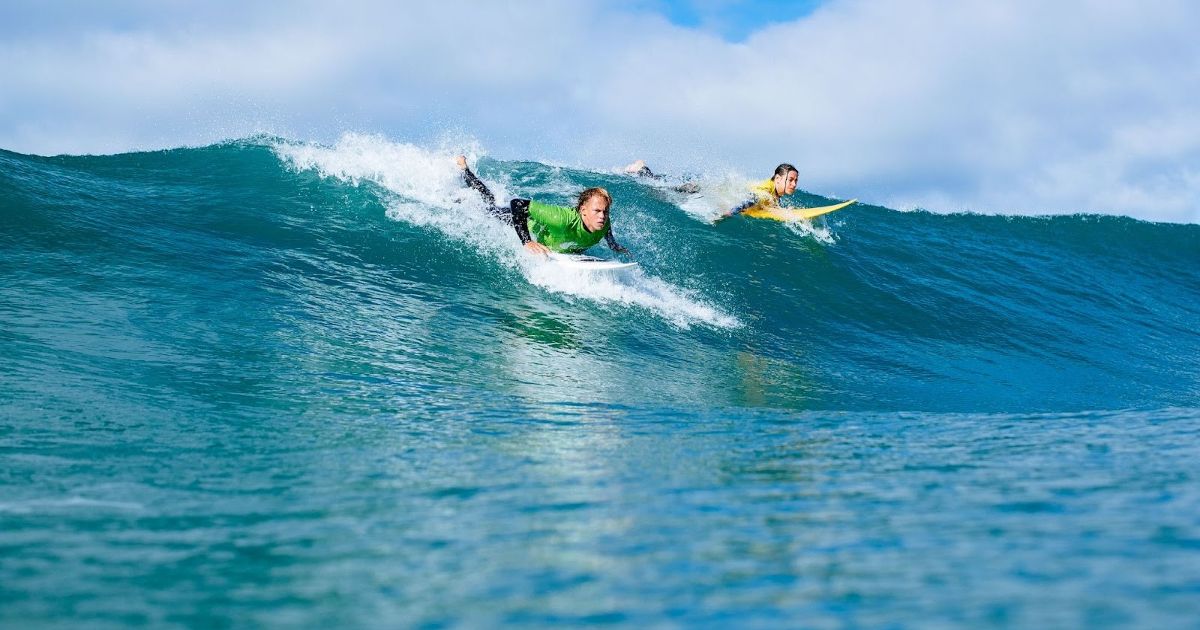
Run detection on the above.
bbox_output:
[604,231,627,253]
[509,199,533,244]
[461,166,495,207]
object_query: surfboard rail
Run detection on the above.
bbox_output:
[742,199,857,222]
[545,253,638,271]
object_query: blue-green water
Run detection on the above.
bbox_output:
[3,135,1199,627]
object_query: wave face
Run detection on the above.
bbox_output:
[5,134,1195,412]
[3,135,1199,627]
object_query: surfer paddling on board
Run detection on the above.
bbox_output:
[625,159,799,221]
[721,163,800,220]
[456,156,630,257]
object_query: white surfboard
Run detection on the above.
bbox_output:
[545,254,639,272]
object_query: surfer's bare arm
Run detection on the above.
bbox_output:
[509,199,550,256]
[604,232,629,255]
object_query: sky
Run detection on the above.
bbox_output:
[1,0,1198,223]
[638,0,825,41]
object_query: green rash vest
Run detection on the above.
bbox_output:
[527,200,610,254]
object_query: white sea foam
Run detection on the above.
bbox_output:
[522,259,739,330]
[784,218,837,244]
[0,496,145,514]
[274,133,739,329]
[670,172,755,223]
[637,170,839,244]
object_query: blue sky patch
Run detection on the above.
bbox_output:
[637,0,826,41]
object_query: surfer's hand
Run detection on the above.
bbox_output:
[454,155,467,170]
[524,241,551,257]
[612,245,630,256]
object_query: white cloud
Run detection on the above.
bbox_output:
[1,0,1197,222]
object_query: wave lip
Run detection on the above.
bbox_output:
[276,133,740,329]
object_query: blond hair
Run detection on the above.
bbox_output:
[576,187,612,211]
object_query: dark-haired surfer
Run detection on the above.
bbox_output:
[456,156,629,257]
[624,160,800,219]
[721,163,800,220]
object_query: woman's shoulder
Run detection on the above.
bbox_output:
[750,178,776,198]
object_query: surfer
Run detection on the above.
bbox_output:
[623,159,663,180]
[622,159,700,194]
[456,156,630,257]
[624,160,799,218]
[723,163,800,218]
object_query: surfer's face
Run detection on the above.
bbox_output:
[579,197,610,232]
[775,171,798,196]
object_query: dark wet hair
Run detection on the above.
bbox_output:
[773,163,798,178]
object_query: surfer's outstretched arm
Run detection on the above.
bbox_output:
[604,231,629,255]
[457,157,496,207]
[455,156,549,255]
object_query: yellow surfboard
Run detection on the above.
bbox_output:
[742,198,857,222]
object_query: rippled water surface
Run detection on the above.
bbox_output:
[3,138,1199,626]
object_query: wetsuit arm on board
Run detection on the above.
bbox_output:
[604,231,628,254]
[509,198,533,244]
